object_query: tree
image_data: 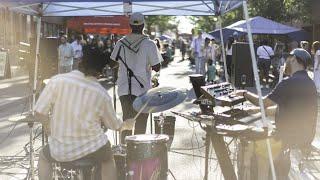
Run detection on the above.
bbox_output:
[144,16,177,35]
[249,0,312,24]
[189,16,218,32]
[188,0,312,32]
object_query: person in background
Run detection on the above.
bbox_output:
[301,41,310,52]
[257,39,274,88]
[210,38,217,64]
[163,43,173,62]
[110,12,162,142]
[288,41,299,52]
[191,30,205,74]
[312,41,320,93]
[226,36,234,77]
[58,35,74,73]
[180,38,186,61]
[206,59,216,83]
[71,35,83,70]
[154,38,161,51]
[103,38,114,65]
[271,42,285,87]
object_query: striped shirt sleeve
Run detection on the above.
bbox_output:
[98,94,122,130]
[34,79,56,115]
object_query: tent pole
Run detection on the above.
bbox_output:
[242,1,276,180]
[32,16,41,114]
[218,16,229,82]
[29,15,41,180]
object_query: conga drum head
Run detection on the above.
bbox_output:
[125,134,169,144]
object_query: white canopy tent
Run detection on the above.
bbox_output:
[0,1,277,180]
[227,16,302,34]
[1,0,243,16]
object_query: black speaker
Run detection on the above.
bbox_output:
[231,42,256,88]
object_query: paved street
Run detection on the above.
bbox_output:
[1,51,320,180]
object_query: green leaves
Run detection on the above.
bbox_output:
[188,0,312,32]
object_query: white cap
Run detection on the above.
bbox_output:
[129,12,145,26]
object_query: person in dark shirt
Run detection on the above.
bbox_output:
[237,48,317,179]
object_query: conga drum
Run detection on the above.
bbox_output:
[125,134,169,180]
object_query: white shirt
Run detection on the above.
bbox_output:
[71,41,83,59]
[191,37,203,57]
[111,34,163,96]
[257,45,274,60]
[35,70,122,162]
[314,50,320,68]
[58,43,74,66]
[204,45,215,61]
[226,44,233,56]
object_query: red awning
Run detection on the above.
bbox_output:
[67,16,131,35]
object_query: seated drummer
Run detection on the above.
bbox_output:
[236,48,317,178]
[35,45,134,180]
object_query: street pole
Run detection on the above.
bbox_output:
[242,1,276,180]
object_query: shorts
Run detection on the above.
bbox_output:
[42,141,112,163]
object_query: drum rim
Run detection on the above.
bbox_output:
[125,134,169,143]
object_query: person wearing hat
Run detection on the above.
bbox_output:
[236,48,317,179]
[110,12,162,142]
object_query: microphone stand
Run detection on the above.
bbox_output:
[116,45,144,91]
[112,68,118,145]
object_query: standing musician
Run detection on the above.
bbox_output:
[236,48,317,179]
[35,45,135,180]
[110,12,162,142]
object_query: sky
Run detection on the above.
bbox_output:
[176,16,194,34]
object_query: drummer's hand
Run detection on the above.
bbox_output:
[119,118,136,131]
[235,90,247,97]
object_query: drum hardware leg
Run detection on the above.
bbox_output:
[210,133,237,180]
[150,113,153,134]
[27,122,36,180]
[168,169,177,180]
[204,129,210,180]
[112,68,118,145]
[70,169,76,180]
[238,141,246,180]
[127,170,134,180]
[159,113,165,134]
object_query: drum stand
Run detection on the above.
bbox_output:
[156,113,178,180]
[27,121,36,180]
[158,113,165,134]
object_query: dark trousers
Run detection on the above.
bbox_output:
[226,55,232,77]
[119,95,149,143]
[258,59,271,85]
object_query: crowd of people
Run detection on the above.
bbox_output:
[201,32,320,91]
